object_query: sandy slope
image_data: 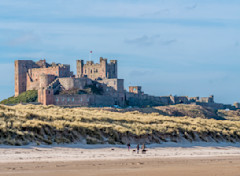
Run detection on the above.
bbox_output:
[0,144,240,176]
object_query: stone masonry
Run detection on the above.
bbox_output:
[14,57,236,109]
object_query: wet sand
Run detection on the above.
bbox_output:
[1,157,240,176]
[0,146,240,176]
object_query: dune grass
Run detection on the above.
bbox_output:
[0,104,240,145]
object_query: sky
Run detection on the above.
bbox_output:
[0,0,240,104]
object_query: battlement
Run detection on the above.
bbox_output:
[76,57,117,80]
[100,57,107,62]
[110,60,117,64]
[86,61,94,65]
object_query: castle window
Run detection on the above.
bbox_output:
[91,69,92,73]
[56,98,59,102]
[67,98,70,102]
[72,98,75,102]
[62,98,65,102]
[96,69,98,72]
[80,97,83,102]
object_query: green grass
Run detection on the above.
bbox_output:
[0,90,38,105]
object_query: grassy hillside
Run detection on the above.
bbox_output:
[0,90,38,105]
[0,104,240,146]
[108,104,220,119]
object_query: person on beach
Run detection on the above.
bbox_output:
[127,143,131,151]
[141,143,146,154]
[136,144,140,154]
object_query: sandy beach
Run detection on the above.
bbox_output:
[0,144,240,176]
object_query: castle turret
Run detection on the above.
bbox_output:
[100,57,107,79]
[109,60,117,78]
[76,60,84,78]
[39,74,49,88]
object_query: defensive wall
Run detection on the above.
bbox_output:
[14,58,239,109]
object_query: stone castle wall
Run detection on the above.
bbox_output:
[129,86,142,94]
[15,59,72,97]
[98,79,124,92]
[27,65,71,91]
[15,58,235,109]
[58,77,93,90]
[76,57,117,80]
[15,60,39,96]
[53,94,124,107]
[38,88,54,105]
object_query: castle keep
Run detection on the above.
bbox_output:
[14,58,234,109]
[76,57,117,79]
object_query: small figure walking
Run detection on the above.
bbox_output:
[141,143,146,154]
[136,144,140,154]
[127,143,131,151]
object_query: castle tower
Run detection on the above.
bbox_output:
[100,57,107,79]
[76,60,84,78]
[39,74,51,88]
[76,57,118,80]
[15,60,38,97]
[38,88,54,105]
[109,60,117,78]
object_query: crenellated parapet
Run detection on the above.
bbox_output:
[76,57,117,80]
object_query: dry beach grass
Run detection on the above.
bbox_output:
[1,104,240,145]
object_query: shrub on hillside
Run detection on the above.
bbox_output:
[0,90,38,105]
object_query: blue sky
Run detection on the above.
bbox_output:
[0,0,240,104]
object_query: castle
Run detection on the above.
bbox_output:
[14,58,237,109]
